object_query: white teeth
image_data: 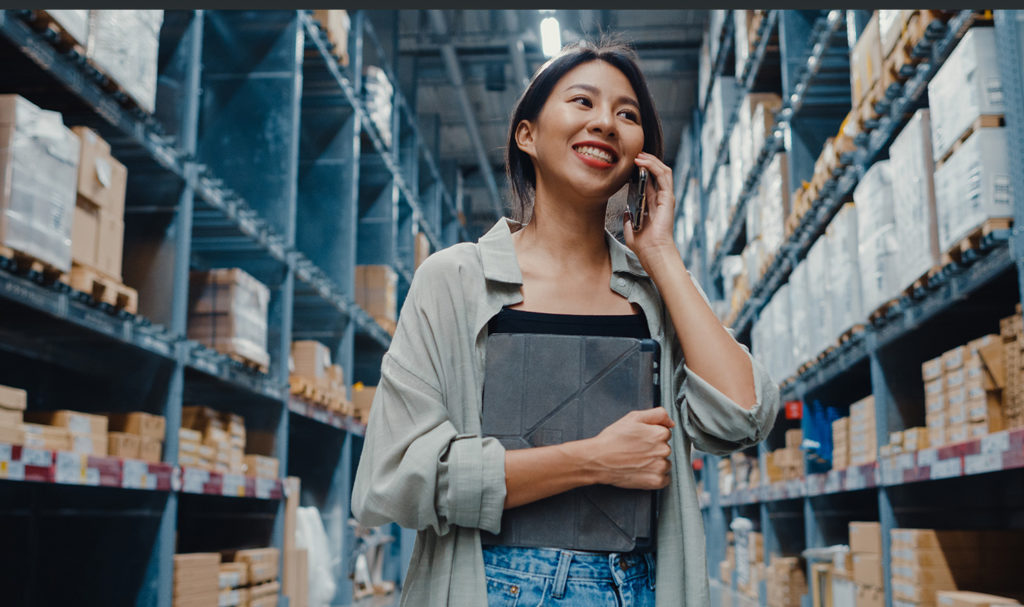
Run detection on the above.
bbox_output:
[574,145,614,163]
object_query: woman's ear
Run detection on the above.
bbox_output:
[515,120,536,157]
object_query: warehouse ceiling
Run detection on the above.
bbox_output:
[367,10,706,236]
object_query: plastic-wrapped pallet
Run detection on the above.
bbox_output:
[728,126,746,206]
[188,268,271,370]
[890,109,940,289]
[87,11,164,114]
[698,36,712,110]
[826,203,864,341]
[709,76,740,157]
[0,95,80,273]
[44,10,89,46]
[742,238,765,287]
[680,177,699,251]
[363,65,394,148]
[716,161,734,217]
[734,10,750,76]
[701,109,719,188]
[772,283,793,381]
[708,10,729,64]
[759,152,789,262]
[933,127,1012,253]
[789,261,812,369]
[806,237,832,357]
[854,161,900,316]
[740,93,782,178]
[927,27,1003,162]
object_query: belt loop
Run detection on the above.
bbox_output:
[551,550,573,599]
[643,552,656,590]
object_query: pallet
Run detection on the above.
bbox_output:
[902,265,943,298]
[838,324,866,345]
[33,11,87,53]
[940,217,1013,266]
[65,264,139,314]
[225,350,269,375]
[855,81,886,131]
[870,298,900,323]
[0,245,65,283]
[935,114,1006,168]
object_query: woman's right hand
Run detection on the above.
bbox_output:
[585,407,675,490]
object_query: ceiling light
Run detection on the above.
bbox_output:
[540,16,562,58]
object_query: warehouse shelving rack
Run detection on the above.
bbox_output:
[0,9,464,606]
[696,10,1024,607]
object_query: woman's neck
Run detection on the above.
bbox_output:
[514,192,610,274]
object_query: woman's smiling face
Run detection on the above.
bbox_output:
[516,59,646,203]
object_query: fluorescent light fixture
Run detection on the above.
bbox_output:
[540,16,561,57]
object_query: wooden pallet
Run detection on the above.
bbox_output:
[65,264,139,314]
[940,217,1013,266]
[0,245,65,283]
[935,114,1006,168]
[870,298,901,323]
[225,350,269,375]
[855,81,886,131]
[33,11,87,53]
[903,265,943,298]
[838,324,866,345]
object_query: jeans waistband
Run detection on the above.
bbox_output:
[481,544,655,582]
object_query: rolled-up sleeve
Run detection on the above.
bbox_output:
[351,258,507,536]
[677,345,780,455]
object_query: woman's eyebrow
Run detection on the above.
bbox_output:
[565,83,640,109]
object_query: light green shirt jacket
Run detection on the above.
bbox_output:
[352,218,780,606]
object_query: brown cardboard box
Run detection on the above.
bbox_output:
[890,529,983,551]
[923,356,944,381]
[414,232,431,269]
[947,423,968,443]
[140,437,162,463]
[21,423,72,451]
[856,583,884,607]
[0,385,27,411]
[849,522,882,554]
[785,428,802,449]
[0,408,23,428]
[311,10,350,65]
[946,368,967,391]
[71,432,108,456]
[352,385,376,421]
[903,427,930,451]
[219,562,248,590]
[850,13,882,105]
[25,410,107,434]
[108,432,141,459]
[356,265,397,322]
[937,591,1022,607]
[929,426,947,447]
[107,412,166,440]
[853,553,883,587]
[244,454,278,479]
[0,423,24,446]
[943,346,968,372]
[71,201,101,268]
[96,214,124,280]
[70,127,127,217]
[291,340,331,382]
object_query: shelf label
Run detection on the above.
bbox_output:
[981,432,1010,455]
[0,460,25,481]
[845,467,867,491]
[0,444,11,463]
[964,452,1002,476]
[123,460,154,489]
[222,473,246,497]
[916,448,938,467]
[931,457,962,480]
[55,452,87,484]
[182,467,209,493]
[21,448,52,467]
[255,477,275,499]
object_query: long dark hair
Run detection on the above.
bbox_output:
[505,38,664,223]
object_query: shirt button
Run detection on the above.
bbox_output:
[617,277,627,288]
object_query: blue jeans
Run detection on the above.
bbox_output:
[482,545,656,606]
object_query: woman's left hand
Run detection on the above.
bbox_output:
[623,152,680,270]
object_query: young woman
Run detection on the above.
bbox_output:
[352,40,780,606]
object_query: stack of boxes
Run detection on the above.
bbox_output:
[86,11,163,114]
[936,591,1022,607]
[730,451,758,490]
[290,340,349,413]
[179,407,246,475]
[0,385,27,446]
[832,417,850,470]
[188,268,271,371]
[720,532,736,589]
[107,412,165,462]
[221,548,281,607]
[929,28,1012,256]
[765,429,803,483]
[351,384,377,424]
[23,410,108,456]
[173,553,220,607]
[355,265,398,336]
[923,333,1010,448]
[849,13,883,116]
[218,562,248,607]
[881,427,930,457]
[854,160,901,316]
[1000,309,1024,429]
[736,528,765,600]
[311,10,350,65]
[849,396,878,466]
[889,109,940,289]
[766,556,807,607]
[850,522,884,607]
[0,95,79,273]
[890,528,1024,604]
[42,10,90,47]
[363,66,394,148]
[244,455,279,480]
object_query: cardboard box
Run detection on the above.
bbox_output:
[0,95,80,273]
[106,412,166,440]
[942,346,968,372]
[108,432,141,459]
[25,410,107,435]
[923,356,944,382]
[244,454,279,479]
[43,10,89,47]
[291,340,331,382]
[21,423,72,451]
[856,583,884,607]
[69,432,108,456]
[853,553,883,587]
[352,385,376,421]
[849,522,882,554]
[0,408,23,428]
[355,265,398,323]
[850,12,882,106]
[414,231,431,270]
[71,200,101,269]
[87,11,163,114]
[0,385,27,411]
[311,10,350,65]
[188,268,270,370]
[891,113,941,299]
[0,423,25,446]
[785,428,802,449]
[179,427,201,444]
[70,127,126,217]
[929,426,946,447]
[140,437,162,463]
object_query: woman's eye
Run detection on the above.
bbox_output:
[619,110,640,123]
[571,96,592,107]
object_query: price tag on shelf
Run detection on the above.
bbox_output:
[123,460,152,489]
[55,452,87,485]
[1,460,25,481]
[255,477,275,499]
[21,448,52,467]
[981,432,1010,455]
[182,467,209,493]
[85,466,100,486]
[964,451,1002,476]
[222,473,246,497]
[931,458,962,480]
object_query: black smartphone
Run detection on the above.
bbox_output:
[627,167,650,231]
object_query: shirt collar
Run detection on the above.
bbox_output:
[477,217,650,285]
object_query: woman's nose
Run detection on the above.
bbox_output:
[588,110,616,137]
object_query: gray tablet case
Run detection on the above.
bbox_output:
[479,333,660,552]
